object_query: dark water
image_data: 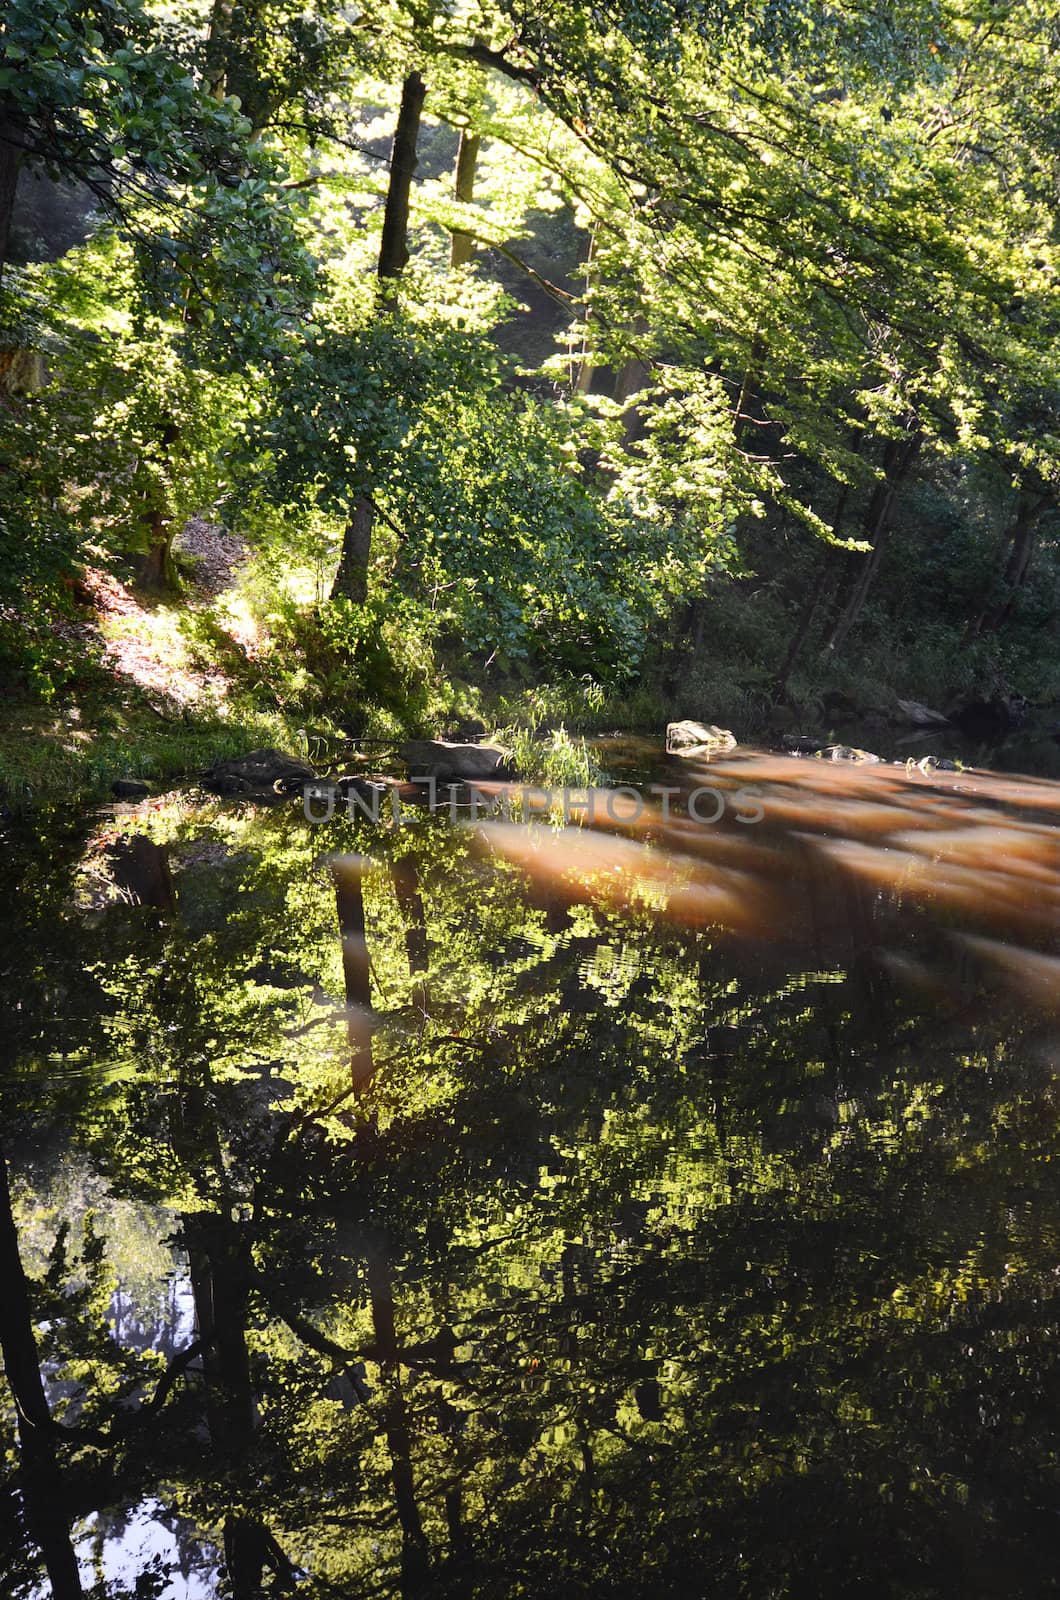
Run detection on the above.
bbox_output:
[1,754,1059,1599]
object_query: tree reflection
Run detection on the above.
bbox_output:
[0,763,1059,1595]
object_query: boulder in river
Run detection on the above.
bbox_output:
[400,739,509,781]
[203,748,317,795]
[781,735,822,755]
[896,697,950,727]
[111,778,150,799]
[666,721,737,756]
[817,745,882,764]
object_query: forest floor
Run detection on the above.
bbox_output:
[0,543,299,807]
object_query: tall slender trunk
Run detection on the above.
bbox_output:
[332,73,424,602]
[185,1213,255,1457]
[332,857,375,1087]
[378,72,426,281]
[823,430,921,658]
[0,106,24,285]
[0,1147,63,1454]
[573,226,597,394]
[132,418,181,592]
[967,492,1050,638]
[0,1146,84,1599]
[449,128,480,270]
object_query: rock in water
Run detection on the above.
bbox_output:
[400,740,509,781]
[203,748,317,795]
[896,697,950,727]
[112,778,150,799]
[914,755,958,773]
[781,735,822,755]
[817,745,882,764]
[665,721,738,756]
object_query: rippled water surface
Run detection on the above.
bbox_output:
[2,752,1059,1597]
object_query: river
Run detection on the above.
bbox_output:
[1,748,1058,1597]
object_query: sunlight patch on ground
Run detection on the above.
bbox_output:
[81,568,231,709]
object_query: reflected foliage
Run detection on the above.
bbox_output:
[1,760,1059,1596]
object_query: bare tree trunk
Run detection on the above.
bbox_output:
[378,72,426,281]
[337,74,425,599]
[449,128,480,269]
[0,1146,84,1599]
[331,494,374,604]
[332,857,375,1087]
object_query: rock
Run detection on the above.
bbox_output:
[816,745,881,764]
[202,748,317,795]
[665,721,738,756]
[335,774,389,799]
[781,735,822,755]
[912,755,958,774]
[111,778,150,799]
[399,739,509,781]
[896,697,950,727]
[172,516,248,598]
[950,695,1029,740]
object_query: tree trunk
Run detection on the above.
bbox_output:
[967,492,1050,638]
[823,430,921,657]
[0,1147,63,1457]
[449,128,480,269]
[732,333,767,447]
[186,1212,255,1458]
[612,315,650,445]
[132,512,178,590]
[378,72,426,281]
[132,419,181,592]
[332,857,375,1087]
[573,226,597,394]
[0,105,24,285]
[0,1146,84,1599]
[204,0,233,101]
[390,857,428,977]
[366,1237,430,1593]
[331,494,374,604]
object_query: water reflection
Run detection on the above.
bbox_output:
[1,753,1058,1597]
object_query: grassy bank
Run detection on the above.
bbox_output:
[0,692,307,808]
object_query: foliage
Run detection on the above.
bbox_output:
[3,768,1060,1592]
[4,0,1060,753]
